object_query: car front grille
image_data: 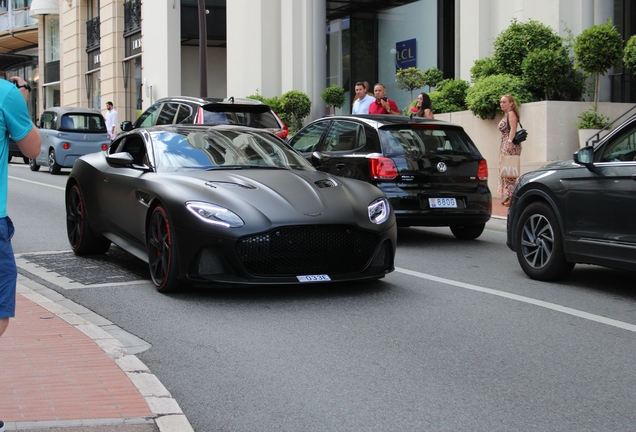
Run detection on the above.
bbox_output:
[236,225,379,276]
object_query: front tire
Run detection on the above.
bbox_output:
[515,202,574,281]
[147,206,181,293]
[48,149,61,174]
[66,184,111,255]
[450,223,485,240]
[29,158,40,171]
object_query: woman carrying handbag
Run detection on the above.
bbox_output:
[497,94,522,207]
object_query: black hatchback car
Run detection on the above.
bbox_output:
[507,114,636,281]
[289,115,492,239]
[120,96,288,139]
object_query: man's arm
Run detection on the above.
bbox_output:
[17,125,41,159]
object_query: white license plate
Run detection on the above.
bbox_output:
[428,198,457,208]
[297,274,331,282]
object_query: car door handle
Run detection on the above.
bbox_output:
[336,163,345,170]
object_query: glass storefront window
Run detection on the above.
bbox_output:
[86,70,101,111]
[123,56,142,122]
[377,1,437,113]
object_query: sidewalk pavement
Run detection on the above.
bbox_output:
[0,199,507,432]
[0,276,194,432]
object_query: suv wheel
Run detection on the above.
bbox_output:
[515,201,574,281]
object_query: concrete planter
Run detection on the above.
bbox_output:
[578,129,601,148]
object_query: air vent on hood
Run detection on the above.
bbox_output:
[314,179,339,188]
[205,181,256,189]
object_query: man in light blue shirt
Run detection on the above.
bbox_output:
[0,76,40,345]
[351,81,374,114]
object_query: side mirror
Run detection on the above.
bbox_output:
[574,146,595,169]
[311,151,330,167]
[106,152,134,167]
[120,121,133,132]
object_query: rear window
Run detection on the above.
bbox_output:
[200,104,280,129]
[59,114,106,132]
[379,126,476,156]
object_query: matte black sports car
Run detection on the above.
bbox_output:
[65,124,396,292]
[289,115,491,239]
[507,113,636,281]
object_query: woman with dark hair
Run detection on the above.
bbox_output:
[498,94,522,207]
[410,92,434,119]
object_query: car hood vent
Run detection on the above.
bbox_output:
[205,181,256,190]
[314,178,339,188]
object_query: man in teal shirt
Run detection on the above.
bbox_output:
[0,77,40,336]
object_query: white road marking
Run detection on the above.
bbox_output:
[9,175,65,191]
[396,266,636,333]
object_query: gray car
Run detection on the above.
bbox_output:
[30,107,111,174]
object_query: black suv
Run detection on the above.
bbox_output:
[507,114,636,281]
[289,115,492,239]
[120,96,288,139]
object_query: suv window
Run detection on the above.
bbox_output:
[176,104,193,123]
[598,122,636,162]
[156,103,180,126]
[289,121,330,153]
[137,104,161,127]
[379,126,474,156]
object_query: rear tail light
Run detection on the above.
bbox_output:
[196,106,204,124]
[369,157,398,180]
[272,111,288,138]
[62,142,70,150]
[101,143,109,151]
[478,159,488,181]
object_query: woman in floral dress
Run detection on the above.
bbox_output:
[498,94,522,206]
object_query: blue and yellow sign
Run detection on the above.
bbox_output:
[395,39,417,69]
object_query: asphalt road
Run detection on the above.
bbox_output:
[8,160,636,431]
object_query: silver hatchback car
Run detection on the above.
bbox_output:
[30,107,111,174]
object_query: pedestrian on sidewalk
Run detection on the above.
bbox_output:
[498,94,522,207]
[105,101,118,140]
[1,76,41,431]
[1,77,40,332]
[410,92,434,119]
[369,83,399,115]
[352,81,374,114]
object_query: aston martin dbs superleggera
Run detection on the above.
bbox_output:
[65,124,396,292]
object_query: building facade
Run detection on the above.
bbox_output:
[1,0,634,124]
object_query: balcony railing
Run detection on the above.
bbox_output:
[0,7,37,32]
[124,0,141,36]
[86,16,100,52]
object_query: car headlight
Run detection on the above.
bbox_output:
[368,198,390,224]
[186,201,244,228]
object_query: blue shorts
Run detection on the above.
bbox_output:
[0,216,17,319]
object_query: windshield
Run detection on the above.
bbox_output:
[150,128,313,173]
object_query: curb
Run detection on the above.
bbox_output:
[13,275,194,432]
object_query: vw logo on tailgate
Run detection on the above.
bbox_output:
[436,162,447,172]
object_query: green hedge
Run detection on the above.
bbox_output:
[465,75,533,120]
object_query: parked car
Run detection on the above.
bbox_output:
[30,107,110,174]
[506,114,636,281]
[288,114,492,239]
[65,124,396,293]
[120,96,288,139]
[8,137,28,164]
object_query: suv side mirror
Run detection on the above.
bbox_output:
[311,151,330,167]
[121,121,133,132]
[574,146,595,169]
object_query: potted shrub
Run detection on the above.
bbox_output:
[624,34,636,69]
[321,84,345,115]
[573,19,623,112]
[576,107,610,147]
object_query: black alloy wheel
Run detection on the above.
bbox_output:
[29,158,40,171]
[48,149,61,174]
[515,201,574,281]
[450,223,486,240]
[66,184,111,255]
[147,206,181,293]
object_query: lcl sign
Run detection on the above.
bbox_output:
[395,39,417,70]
